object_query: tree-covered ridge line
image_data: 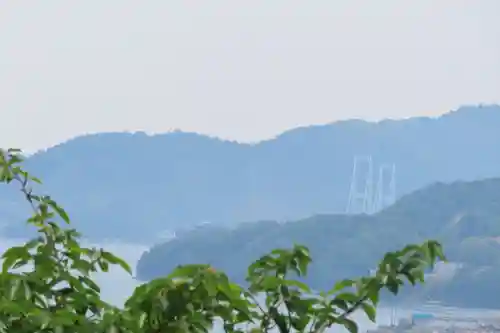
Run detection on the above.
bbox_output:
[137,177,500,309]
[0,148,443,332]
[2,105,500,242]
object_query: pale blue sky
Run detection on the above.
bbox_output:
[1,1,499,152]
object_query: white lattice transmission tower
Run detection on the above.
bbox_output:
[346,156,396,215]
[372,163,396,213]
[346,155,374,214]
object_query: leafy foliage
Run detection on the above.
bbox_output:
[0,148,444,332]
[0,149,132,331]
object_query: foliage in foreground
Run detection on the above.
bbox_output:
[0,149,445,332]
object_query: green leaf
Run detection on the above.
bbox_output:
[364,279,381,305]
[283,279,311,292]
[291,315,310,331]
[72,258,95,275]
[46,198,70,224]
[79,276,101,293]
[9,279,21,300]
[100,251,132,275]
[361,302,376,322]
[335,292,359,303]
[168,264,208,279]
[30,176,42,184]
[385,276,401,295]
[341,318,359,333]
[2,246,30,273]
[329,279,356,295]
[22,280,32,300]
[98,260,109,272]
[258,275,281,290]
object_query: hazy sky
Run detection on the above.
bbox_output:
[1,1,499,152]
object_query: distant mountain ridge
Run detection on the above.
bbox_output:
[1,104,500,242]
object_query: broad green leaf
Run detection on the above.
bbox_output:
[2,246,30,273]
[361,302,376,322]
[329,279,356,295]
[100,251,133,275]
[334,292,359,303]
[168,264,209,279]
[283,279,311,292]
[46,198,70,224]
[79,276,101,293]
[340,317,358,333]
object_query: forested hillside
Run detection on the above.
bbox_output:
[136,178,500,308]
[2,104,500,242]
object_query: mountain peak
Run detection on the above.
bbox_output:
[445,104,500,119]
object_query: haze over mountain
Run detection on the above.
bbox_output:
[1,104,500,242]
[137,176,500,308]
